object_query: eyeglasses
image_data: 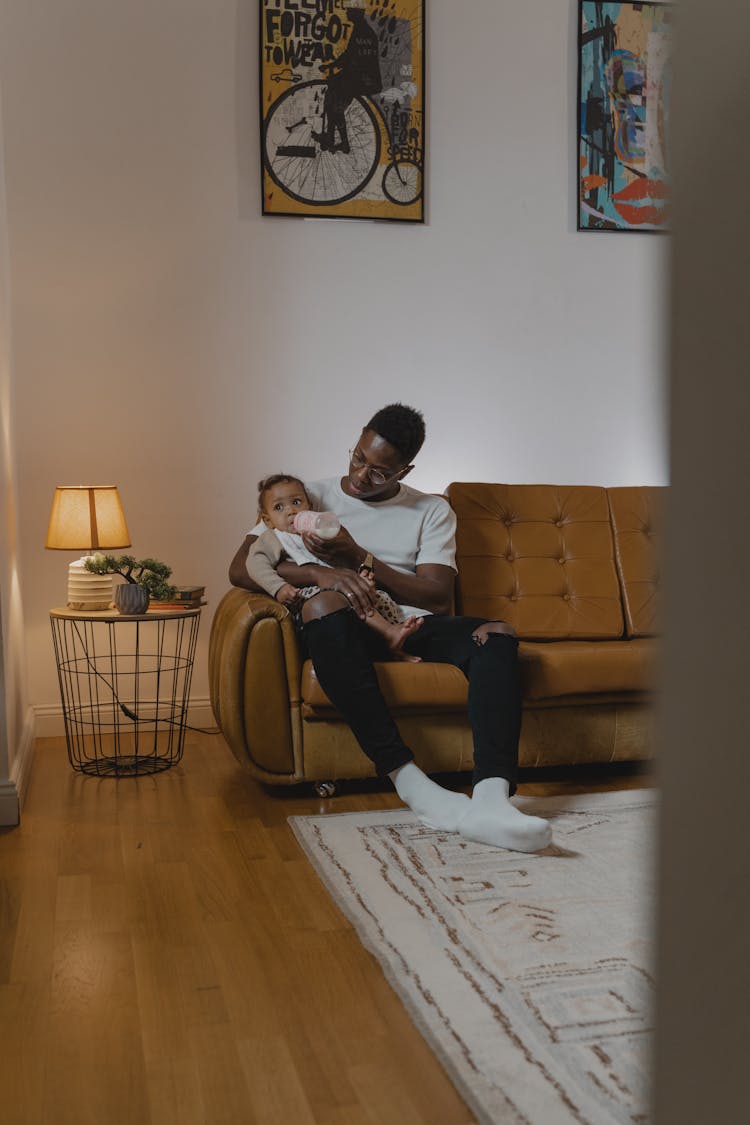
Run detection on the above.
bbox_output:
[348,448,402,487]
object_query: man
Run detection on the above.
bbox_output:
[229,404,551,852]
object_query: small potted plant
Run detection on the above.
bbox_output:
[84,553,175,614]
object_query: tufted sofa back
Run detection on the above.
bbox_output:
[446,483,625,640]
[607,486,664,638]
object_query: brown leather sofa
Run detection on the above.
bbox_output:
[209,484,661,791]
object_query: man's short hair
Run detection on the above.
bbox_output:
[366,403,426,464]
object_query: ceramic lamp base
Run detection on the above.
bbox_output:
[67,557,113,610]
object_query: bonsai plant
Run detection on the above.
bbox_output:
[84,553,176,612]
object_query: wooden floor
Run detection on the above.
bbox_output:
[0,735,653,1125]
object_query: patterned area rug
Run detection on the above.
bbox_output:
[290,789,656,1125]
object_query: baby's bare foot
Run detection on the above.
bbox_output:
[388,616,423,662]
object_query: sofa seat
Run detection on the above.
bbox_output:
[519,638,658,700]
[300,636,657,718]
[301,659,468,718]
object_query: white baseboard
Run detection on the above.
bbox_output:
[0,705,35,826]
[33,696,217,739]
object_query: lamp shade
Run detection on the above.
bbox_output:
[45,486,131,551]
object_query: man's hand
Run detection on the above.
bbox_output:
[315,566,377,619]
[301,525,364,570]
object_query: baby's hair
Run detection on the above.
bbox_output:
[257,473,307,513]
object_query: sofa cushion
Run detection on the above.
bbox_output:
[446,484,625,639]
[607,486,664,638]
[519,638,658,700]
[301,638,657,715]
[301,658,469,716]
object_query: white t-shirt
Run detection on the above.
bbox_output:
[249,477,456,618]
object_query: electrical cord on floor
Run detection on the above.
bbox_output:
[69,620,223,735]
[119,701,222,735]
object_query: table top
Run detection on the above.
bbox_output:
[50,605,203,622]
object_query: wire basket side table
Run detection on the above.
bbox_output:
[50,606,202,776]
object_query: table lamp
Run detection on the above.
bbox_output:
[45,485,131,609]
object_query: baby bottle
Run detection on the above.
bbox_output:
[293,511,341,540]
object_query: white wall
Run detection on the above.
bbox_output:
[0,0,668,718]
[0,74,32,821]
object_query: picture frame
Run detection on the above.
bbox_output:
[260,0,425,222]
[578,1,673,232]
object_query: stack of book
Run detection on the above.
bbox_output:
[149,585,206,610]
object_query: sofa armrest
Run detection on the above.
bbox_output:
[209,588,304,782]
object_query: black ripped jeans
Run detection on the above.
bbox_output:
[300,610,521,791]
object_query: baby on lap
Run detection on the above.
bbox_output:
[248,474,422,660]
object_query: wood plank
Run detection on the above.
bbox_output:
[44,923,152,1125]
[236,1034,318,1125]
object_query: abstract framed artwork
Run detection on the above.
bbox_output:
[578,1,673,232]
[260,0,425,222]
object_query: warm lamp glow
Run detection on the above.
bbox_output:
[46,486,131,610]
[45,485,131,551]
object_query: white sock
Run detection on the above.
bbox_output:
[390,762,471,832]
[458,777,552,853]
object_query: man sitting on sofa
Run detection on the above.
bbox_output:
[229,403,552,853]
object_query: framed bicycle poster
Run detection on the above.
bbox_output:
[260,0,425,222]
[578,1,673,232]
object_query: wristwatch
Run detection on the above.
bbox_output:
[358,551,375,577]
